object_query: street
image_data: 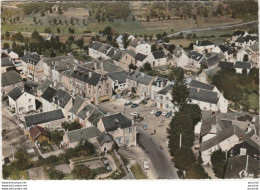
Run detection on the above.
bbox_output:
[99,98,178,179]
[2,100,35,159]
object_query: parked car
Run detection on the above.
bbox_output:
[143,160,150,170]
[155,111,162,117]
[150,110,156,115]
[165,111,172,118]
[142,123,148,130]
[131,103,139,108]
[131,112,138,116]
[124,101,132,106]
[162,111,167,116]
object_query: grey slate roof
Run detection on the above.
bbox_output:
[196,40,214,46]
[125,50,136,58]
[2,70,23,86]
[21,52,41,65]
[66,127,101,143]
[152,50,166,59]
[89,41,104,51]
[189,87,219,104]
[97,132,113,146]
[188,51,203,61]
[41,87,57,102]
[127,70,154,85]
[43,55,75,66]
[234,62,251,69]
[200,115,217,137]
[129,38,138,47]
[102,113,132,132]
[8,87,23,101]
[232,30,245,37]
[189,80,215,91]
[152,77,169,87]
[1,57,13,67]
[218,61,234,69]
[135,53,147,62]
[69,95,86,115]
[87,108,105,126]
[207,55,220,67]
[200,125,250,152]
[157,84,174,95]
[76,104,96,120]
[36,79,54,92]
[70,66,102,86]
[227,141,260,159]
[52,89,71,108]
[107,71,128,84]
[224,155,259,179]
[249,42,259,52]
[25,109,65,127]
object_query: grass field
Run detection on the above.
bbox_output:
[248,93,259,110]
[130,163,147,179]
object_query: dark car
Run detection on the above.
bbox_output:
[165,111,172,118]
[142,123,148,130]
[131,103,139,108]
[124,102,132,106]
[155,111,162,117]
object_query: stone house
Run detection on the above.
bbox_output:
[126,70,155,98]
[29,125,50,143]
[97,113,136,147]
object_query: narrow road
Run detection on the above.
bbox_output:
[137,128,178,179]
[167,20,258,37]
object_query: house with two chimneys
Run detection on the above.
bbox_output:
[126,70,155,98]
[212,44,235,62]
[21,52,43,81]
[173,46,189,68]
[188,79,228,113]
[193,40,215,53]
[236,42,259,64]
[69,65,112,104]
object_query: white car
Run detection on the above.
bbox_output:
[162,111,167,116]
[143,160,150,170]
[150,110,156,115]
[131,112,138,116]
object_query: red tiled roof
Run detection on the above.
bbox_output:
[29,126,49,140]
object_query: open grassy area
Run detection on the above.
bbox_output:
[130,163,147,179]
[248,93,259,110]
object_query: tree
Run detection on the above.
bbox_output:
[61,121,81,131]
[102,26,113,36]
[57,28,60,34]
[58,6,63,15]
[44,28,52,33]
[5,31,10,39]
[76,38,84,49]
[46,168,64,180]
[3,43,9,49]
[31,31,41,41]
[143,62,152,71]
[13,148,32,171]
[211,149,226,178]
[151,44,157,52]
[132,16,135,21]
[129,63,137,71]
[122,33,130,49]
[50,50,56,58]
[50,131,63,144]
[72,165,96,179]
[147,15,150,22]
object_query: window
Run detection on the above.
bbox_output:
[166,97,169,101]
[107,89,109,93]
[160,96,163,100]
[128,127,132,133]
[166,105,169,109]
[19,107,25,112]
[28,105,33,110]
[29,99,32,103]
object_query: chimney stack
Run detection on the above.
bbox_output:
[89,71,92,78]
